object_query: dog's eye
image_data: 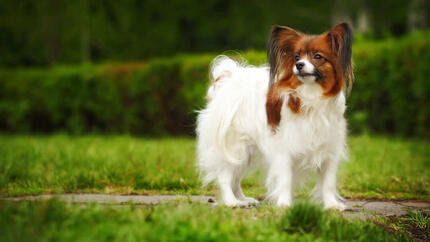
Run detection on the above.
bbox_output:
[295,54,300,61]
[314,54,322,59]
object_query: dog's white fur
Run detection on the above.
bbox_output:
[197,56,347,210]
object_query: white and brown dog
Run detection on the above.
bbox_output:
[197,23,353,210]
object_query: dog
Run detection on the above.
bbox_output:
[196,23,353,210]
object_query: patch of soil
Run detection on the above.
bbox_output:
[346,197,430,203]
[382,212,430,241]
[404,223,430,241]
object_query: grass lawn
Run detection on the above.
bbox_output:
[0,199,408,242]
[0,134,428,241]
[0,134,428,199]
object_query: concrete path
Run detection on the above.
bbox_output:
[3,194,429,220]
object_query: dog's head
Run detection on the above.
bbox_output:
[265,23,353,130]
[267,23,353,96]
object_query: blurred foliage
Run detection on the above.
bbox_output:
[348,31,430,137]
[1,0,428,66]
[0,32,429,137]
[0,54,211,135]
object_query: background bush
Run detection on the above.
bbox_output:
[0,33,429,137]
[348,32,430,137]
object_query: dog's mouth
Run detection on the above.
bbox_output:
[297,70,324,81]
[298,72,315,77]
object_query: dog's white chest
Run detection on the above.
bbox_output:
[273,97,346,168]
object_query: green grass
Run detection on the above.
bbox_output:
[0,199,407,242]
[377,209,430,241]
[340,135,430,199]
[0,134,427,241]
[0,134,429,199]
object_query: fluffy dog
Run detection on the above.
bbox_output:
[196,23,353,210]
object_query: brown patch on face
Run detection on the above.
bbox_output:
[267,26,304,86]
[287,93,301,114]
[299,35,344,97]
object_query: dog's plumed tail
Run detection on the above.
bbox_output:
[197,56,249,186]
[206,56,243,164]
[206,56,238,101]
[211,57,243,165]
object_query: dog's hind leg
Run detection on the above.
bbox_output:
[232,165,259,205]
[217,166,249,207]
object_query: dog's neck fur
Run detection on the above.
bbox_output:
[281,82,346,116]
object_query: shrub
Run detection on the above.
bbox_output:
[0,57,212,135]
[348,32,430,137]
[0,32,429,137]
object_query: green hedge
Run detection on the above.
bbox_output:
[0,33,429,137]
[348,32,430,137]
[0,56,212,135]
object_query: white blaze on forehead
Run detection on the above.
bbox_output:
[299,58,315,74]
[293,56,316,83]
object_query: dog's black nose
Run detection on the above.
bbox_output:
[296,62,304,70]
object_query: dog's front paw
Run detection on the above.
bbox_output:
[324,201,346,211]
[274,194,292,208]
[223,199,250,208]
[276,202,291,208]
[242,197,260,205]
[275,198,292,208]
[224,198,261,208]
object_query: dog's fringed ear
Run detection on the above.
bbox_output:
[327,23,353,93]
[267,26,301,86]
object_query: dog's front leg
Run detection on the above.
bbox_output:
[266,154,292,207]
[317,158,346,210]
